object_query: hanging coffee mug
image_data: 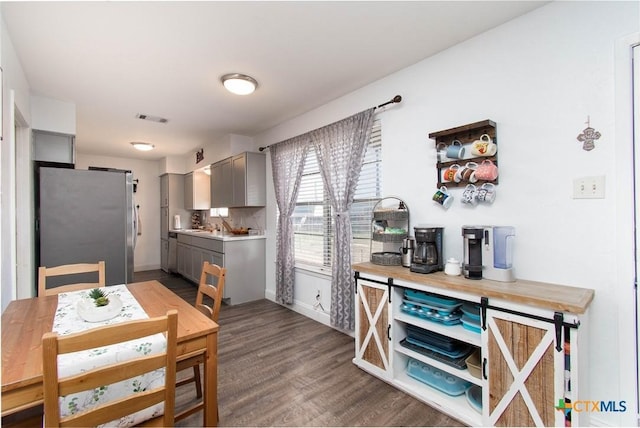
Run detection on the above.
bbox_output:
[476,183,496,204]
[470,134,497,157]
[442,164,460,182]
[461,184,478,205]
[455,162,478,183]
[437,143,449,163]
[474,160,499,181]
[432,186,453,209]
[446,140,465,159]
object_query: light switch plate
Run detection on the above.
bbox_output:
[573,176,605,199]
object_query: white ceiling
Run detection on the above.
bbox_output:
[2,1,546,160]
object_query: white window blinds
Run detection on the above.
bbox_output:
[293,119,382,268]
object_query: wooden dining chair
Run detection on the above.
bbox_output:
[174,261,226,422]
[42,310,178,428]
[38,261,106,297]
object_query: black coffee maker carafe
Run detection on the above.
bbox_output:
[410,226,444,274]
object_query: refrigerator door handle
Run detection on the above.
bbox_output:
[132,203,139,249]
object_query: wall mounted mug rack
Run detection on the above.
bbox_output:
[429,119,499,189]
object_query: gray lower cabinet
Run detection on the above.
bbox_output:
[176,233,265,304]
[176,241,193,280]
[161,238,169,272]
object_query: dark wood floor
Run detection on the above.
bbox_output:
[136,270,463,427]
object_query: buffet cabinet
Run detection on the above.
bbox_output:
[353,263,594,427]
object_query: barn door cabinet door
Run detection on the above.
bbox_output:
[482,308,566,427]
[354,278,391,380]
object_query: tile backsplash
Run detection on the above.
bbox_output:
[199,207,266,234]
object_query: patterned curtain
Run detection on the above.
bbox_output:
[270,136,309,304]
[311,108,375,330]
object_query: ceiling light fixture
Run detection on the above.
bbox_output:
[130,142,155,151]
[221,73,258,95]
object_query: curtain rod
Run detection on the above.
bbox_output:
[258,95,402,152]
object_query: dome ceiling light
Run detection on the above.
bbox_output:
[221,73,258,95]
[130,142,155,151]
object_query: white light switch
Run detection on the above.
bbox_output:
[573,176,605,199]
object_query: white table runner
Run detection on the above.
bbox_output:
[53,284,167,427]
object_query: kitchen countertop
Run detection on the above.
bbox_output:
[172,229,266,241]
[353,262,595,314]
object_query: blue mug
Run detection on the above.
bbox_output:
[446,140,465,159]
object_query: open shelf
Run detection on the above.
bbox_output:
[394,311,481,347]
[393,368,482,426]
[394,343,482,386]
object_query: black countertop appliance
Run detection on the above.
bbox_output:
[410,226,443,274]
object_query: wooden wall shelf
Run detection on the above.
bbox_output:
[429,119,499,189]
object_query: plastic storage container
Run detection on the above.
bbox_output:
[406,358,471,396]
[465,349,482,379]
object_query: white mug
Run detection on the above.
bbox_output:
[476,183,496,204]
[437,143,449,163]
[461,184,478,205]
[470,134,497,157]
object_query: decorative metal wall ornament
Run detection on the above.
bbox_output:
[196,148,204,163]
[577,116,601,151]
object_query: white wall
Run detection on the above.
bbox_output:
[183,133,256,173]
[255,2,639,426]
[1,14,32,311]
[30,95,76,134]
[75,154,162,272]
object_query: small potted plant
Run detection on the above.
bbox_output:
[88,288,110,307]
[77,288,123,322]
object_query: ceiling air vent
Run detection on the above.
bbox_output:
[135,113,168,124]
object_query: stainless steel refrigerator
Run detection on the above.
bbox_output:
[36,167,136,290]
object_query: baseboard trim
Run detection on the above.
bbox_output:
[265,290,354,337]
[134,264,160,272]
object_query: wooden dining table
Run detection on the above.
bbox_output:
[1,280,219,427]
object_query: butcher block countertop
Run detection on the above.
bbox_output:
[352,262,595,314]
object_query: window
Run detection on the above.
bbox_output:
[293,119,382,269]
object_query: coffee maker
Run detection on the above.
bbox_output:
[410,226,444,274]
[462,226,515,282]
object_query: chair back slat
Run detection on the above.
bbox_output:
[59,354,167,396]
[196,261,226,322]
[38,261,106,297]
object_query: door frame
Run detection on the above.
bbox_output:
[617,31,640,427]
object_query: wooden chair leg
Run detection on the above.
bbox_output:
[193,364,202,399]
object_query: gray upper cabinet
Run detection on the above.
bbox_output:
[184,171,211,210]
[160,173,188,237]
[210,157,233,208]
[33,130,75,164]
[211,152,265,208]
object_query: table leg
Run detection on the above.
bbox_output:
[203,332,218,427]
